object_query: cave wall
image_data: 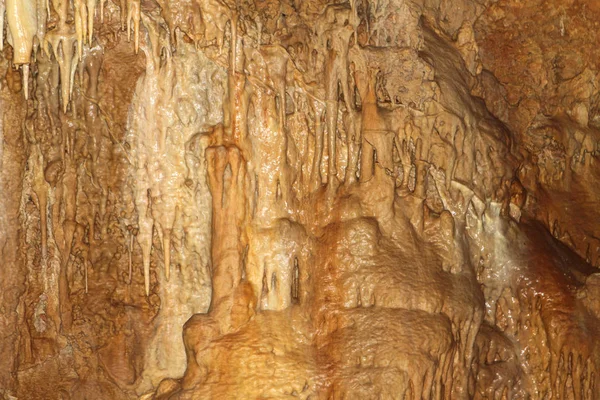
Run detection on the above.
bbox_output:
[0,0,599,399]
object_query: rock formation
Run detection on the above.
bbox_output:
[0,0,599,399]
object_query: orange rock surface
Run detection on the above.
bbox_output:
[0,0,599,399]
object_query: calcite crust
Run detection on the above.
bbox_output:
[0,0,599,399]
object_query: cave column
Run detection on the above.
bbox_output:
[206,145,248,331]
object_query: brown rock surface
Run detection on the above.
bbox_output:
[0,0,599,399]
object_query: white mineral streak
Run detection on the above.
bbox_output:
[1,0,600,398]
[127,17,224,391]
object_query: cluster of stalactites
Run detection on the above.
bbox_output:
[1,0,140,107]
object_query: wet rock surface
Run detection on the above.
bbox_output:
[0,0,599,399]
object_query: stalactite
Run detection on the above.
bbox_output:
[6,0,38,97]
[136,191,154,296]
[43,28,78,113]
[73,0,86,59]
[323,20,354,185]
[126,0,140,53]
[85,0,95,43]
[1,0,600,398]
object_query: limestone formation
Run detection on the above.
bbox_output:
[0,0,599,399]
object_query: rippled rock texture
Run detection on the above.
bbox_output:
[0,0,599,399]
